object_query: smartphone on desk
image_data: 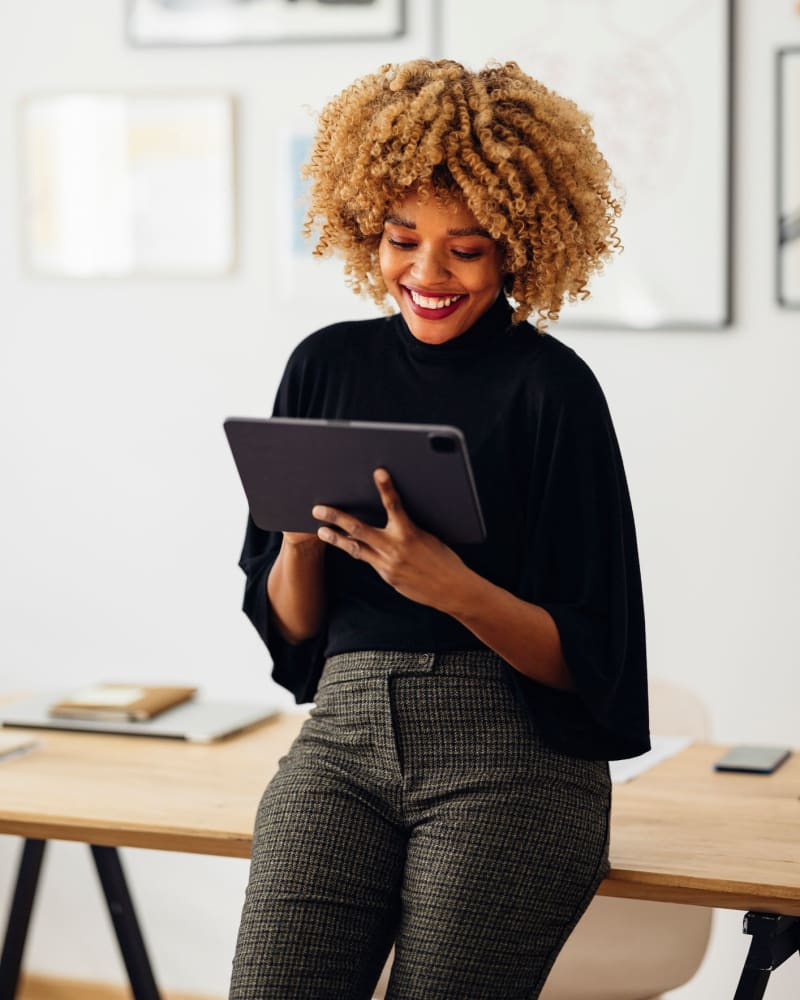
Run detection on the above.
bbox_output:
[713,745,791,774]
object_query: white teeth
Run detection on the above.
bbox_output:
[409,289,463,309]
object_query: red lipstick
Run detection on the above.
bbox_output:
[402,286,466,320]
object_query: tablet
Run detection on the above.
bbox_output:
[223,417,486,545]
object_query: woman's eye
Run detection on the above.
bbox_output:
[385,238,483,260]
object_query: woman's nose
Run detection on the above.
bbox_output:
[410,245,450,284]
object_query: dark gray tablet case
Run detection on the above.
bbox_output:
[223,417,486,545]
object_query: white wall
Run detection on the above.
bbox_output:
[1,2,798,997]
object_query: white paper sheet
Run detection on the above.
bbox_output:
[610,735,692,784]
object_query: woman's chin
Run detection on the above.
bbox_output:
[400,305,474,345]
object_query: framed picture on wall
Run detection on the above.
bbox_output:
[439,0,733,330]
[778,48,800,309]
[20,93,237,278]
[275,126,375,308]
[127,0,406,47]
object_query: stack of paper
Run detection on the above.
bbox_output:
[609,736,692,784]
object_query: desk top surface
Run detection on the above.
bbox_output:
[1,711,798,915]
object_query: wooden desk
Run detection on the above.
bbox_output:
[1,714,799,999]
[605,741,800,918]
[0,712,304,858]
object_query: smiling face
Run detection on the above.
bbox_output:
[378,191,505,345]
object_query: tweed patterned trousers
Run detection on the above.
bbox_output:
[229,649,611,1000]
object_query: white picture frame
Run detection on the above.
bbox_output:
[20,93,237,278]
[440,0,733,329]
[275,126,378,309]
[127,0,406,47]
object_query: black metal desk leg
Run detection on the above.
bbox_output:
[734,965,771,1000]
[90,845,161,1000]
[733,911,800,1000]
[0,838,47,1000]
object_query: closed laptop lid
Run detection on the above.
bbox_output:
[0,694,279,743]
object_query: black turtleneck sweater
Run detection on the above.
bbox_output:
[239,295,649,760]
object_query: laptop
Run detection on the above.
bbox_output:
[0,693,279,743]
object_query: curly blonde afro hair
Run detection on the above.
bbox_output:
[303,58,621,326]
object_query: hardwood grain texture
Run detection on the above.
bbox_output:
[607,741,800,914]
[17,972,220,1000]
[1,703,798,914]
[0,711,305,857]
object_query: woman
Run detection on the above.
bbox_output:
[230,59,648,1000]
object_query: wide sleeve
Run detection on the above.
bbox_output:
[237,350,328,704]
[514,370,649,758]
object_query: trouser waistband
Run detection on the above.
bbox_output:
[321,648,508,682]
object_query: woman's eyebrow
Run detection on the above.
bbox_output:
[447,226,492,238]
[384,215,491,239]
[385,214,416,228]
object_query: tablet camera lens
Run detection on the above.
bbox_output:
[428,435,457,454]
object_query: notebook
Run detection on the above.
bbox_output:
[49,683,197,721]
[0,694,279,743]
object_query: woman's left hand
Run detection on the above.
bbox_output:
[312,468,470,613]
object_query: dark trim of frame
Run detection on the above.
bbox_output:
[125,0,407,48]
[723,0,735,327]
[776,47,800,310]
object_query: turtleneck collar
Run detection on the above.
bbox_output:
[392,293,514,364]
